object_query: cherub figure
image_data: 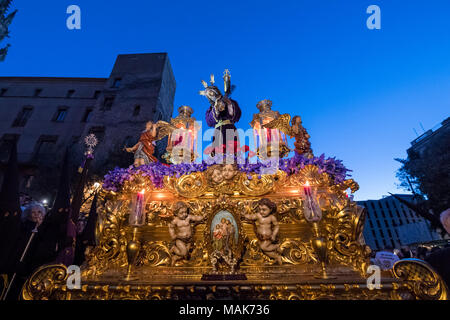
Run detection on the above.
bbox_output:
[243,198,283,265]
[263,114,313,156]
[222,164,237,181]
[206,165,224,185]
[168,201,206,266]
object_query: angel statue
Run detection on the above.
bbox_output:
[125,120,177,167]
[200,70,242,156]
[264,114,313,156]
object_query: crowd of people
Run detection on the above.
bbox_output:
[371,244,447,269]
[0,192,92,300]
[370,209,450,289]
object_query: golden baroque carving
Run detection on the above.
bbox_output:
[392,259,449,300]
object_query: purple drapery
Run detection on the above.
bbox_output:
[205,98,241,128]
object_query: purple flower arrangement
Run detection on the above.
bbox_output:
[102,153,351,192]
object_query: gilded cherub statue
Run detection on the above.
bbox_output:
[125,120,177,167]
[168,201,206,266]
[205,164,238,186]
[243,198,283,265]
[263,114,313,156]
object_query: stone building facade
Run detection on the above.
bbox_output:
[0,53,175,201]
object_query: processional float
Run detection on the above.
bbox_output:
[22,70,448,300]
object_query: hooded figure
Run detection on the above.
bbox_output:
[74,192,98,265]
[30,150,73,269]
[0,141,22,274]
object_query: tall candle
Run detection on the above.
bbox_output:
[303,181,312,197]
[130,189,146,226]
[303,181,321,222]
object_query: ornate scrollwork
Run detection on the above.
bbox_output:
[284,165,331,188]
[239,173,278,196]
[393,259,449,300]
[241,239,271,266]
[137,242,171,267]
[280,239,317,265]
[163,169,284,198]
[164,172,207,198]
[325,203,371,276]
[22,265,69,300]
[82,198,128,277]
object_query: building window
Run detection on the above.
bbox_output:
[34,89,43,97]
[0,134,20,162]
[53,107,68,122]
[0,88,7,96]
[103,97,115,110]
[82,108,94,122]
[371,229,376,239]
[12,106,33,127]
[387,230,393,238]
[374,239,380,249]
[66,90,75,98]
[112,78,122,88]
[33,135,58,162]
[133,105,141,116]
[94,90,101,99]
[89,126,105,143]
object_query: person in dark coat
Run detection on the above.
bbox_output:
[0,142,22,276]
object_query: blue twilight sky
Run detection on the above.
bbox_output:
[1,0,449,201]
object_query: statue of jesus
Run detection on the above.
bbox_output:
[201,70,241,156]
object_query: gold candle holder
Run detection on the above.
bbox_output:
[303,181,335,279]
[125,190,147,281]
[310,222,335,280]
[125,226,140,281]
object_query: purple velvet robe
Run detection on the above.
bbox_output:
[205,98,241,153]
